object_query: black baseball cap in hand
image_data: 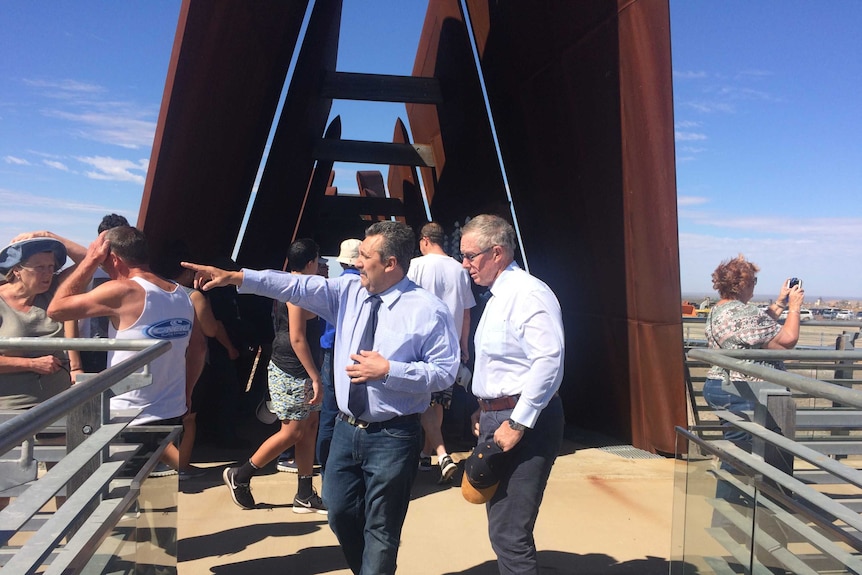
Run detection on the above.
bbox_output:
[461,440,511,504]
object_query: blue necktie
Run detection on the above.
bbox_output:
[349,295,382,418]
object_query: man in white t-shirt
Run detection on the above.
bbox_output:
[407,222,476,482]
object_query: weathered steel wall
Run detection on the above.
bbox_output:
[463,0,684,452]
[139,0,309,264]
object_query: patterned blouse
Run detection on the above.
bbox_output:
[705,299,782,383]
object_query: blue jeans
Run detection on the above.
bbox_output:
[316,348,337,474]
[702,378,756,508]
[480,395,564,575]
[322,416,420,575]
[702,378,756,449]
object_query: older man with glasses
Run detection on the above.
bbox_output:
[460,214,565,575]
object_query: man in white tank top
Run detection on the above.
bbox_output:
[48,226,196,473]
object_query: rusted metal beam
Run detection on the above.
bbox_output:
[139,0,308,263]
[313,139,436,167]
[407,0,509,229]
[321,71,443,104]
[236,0,342,271]
[321,196,405,217]
[387,117,429,227]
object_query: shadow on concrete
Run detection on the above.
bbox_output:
[442,551,698,575]
[178,521,328,562]
[207,545,349,574]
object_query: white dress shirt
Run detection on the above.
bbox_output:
[472,262,564,428]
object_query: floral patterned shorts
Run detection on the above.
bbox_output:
[267,361,321,421]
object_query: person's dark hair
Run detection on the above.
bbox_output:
[104,226,149,267]
[711,254,759,300]
[365,221,414,274]
[98,213,130,234]
[462,214,517,258]
[287,238,319,272]
[420,222,445,246]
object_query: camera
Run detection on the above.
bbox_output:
[788,278,802,289]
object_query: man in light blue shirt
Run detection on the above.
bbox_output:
[184,221,459,575]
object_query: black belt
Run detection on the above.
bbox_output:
[337,411,419,430]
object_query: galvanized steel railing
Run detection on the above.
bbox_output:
[675,346,862,574]
[0,337,175,574]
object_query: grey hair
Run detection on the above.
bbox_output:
[365,220,415,274]
[462,214,516,258]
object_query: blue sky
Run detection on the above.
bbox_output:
[1,1,860,299]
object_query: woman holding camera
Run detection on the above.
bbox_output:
[703,254,805,448]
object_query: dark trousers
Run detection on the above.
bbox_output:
[479,395,564,575]
[323,416,420,575]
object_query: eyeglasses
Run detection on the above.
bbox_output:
[19,264,57,275]
[459,247,491,262]
[753,277,758,285]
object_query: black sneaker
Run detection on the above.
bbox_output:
[418,455,432,471]
[293,488,327,515]
[439,455,457,483]
[223,467,255,509]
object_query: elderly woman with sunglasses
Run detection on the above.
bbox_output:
[0,234,86,409]
[703,254,805,450]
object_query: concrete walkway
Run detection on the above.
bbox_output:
[176,427,676,574]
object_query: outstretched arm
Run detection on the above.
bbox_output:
[180,262,244,291]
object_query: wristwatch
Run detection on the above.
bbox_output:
[508,418,527,431]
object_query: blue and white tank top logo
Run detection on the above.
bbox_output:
[145,318,192,340]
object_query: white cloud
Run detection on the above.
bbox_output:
[23,77,156,149]
[736,69,773,79]
[715,85,775,102]
[4,156,31,165]
[678,145,706,154]
[46,109,156,149]
[683,101,736,114]
[22,78,105,95]
[76,156,148,184]
[673,70,707,80]
[675,131,707,141]
[0,188,118,213]
[675,120,702,129]
[0,188,135,245]
[677,196,709,206]
[43,159,69,171]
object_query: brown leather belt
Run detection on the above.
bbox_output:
[336,411,419,430]
[477,395,520,412]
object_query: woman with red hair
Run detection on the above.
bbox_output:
[703,254,804,448]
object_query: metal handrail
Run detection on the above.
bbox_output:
[0,336,176,573]
[686,347,862,409]
[676,427,862,552]
[0,338,171,454]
